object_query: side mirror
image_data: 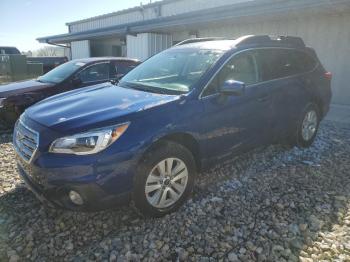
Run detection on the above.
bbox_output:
[72,76,82,86]
[109,78,119,85]
[220,80,245,96]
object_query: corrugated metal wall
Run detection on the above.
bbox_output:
[148,33,173,57]
[71,40,90,59]
[161,0,253,17]
[70,11,145,33]
[69,0,251,33]
[66,0,350,105]
[127,33,172,61]
[196,13,350,105]
[127,34,149,61]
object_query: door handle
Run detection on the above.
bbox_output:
[257,95,270,102]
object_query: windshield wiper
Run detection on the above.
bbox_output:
[37,79,56,84]
[119,82,168,94]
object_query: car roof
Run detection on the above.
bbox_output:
[172,40,236,51]
[72,57,141,63]
[172,35,307,51]
[0,46,19,48]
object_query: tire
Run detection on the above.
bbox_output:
[292,103,320,148]
[0,115,15,132]
[0,106,20,131]
[133,140,196,217]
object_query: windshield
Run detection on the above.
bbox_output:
[38,61,86,84]
[120,48,223,94]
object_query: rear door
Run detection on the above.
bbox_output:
[200,50,273,162]
[254,48,317,141]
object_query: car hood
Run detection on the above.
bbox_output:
[26,83,180,132]
[0,79,53,97]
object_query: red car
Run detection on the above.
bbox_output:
[0,57,141,130]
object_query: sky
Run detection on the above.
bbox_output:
[0,0,147,52]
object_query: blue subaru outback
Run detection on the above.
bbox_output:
[13,35,331,217]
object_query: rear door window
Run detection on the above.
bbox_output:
[293,50,317,72]
[255,49,292,81]
[255,49,317,81]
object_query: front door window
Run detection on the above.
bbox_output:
[203,51,258,96]
[77,63,110,83]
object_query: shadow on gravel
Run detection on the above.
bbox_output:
[0,120,350,261]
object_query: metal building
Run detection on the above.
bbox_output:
[37,0,350,105]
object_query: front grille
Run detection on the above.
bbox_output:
[14,119,39,162]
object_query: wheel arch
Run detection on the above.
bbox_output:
[311,95,323,118]
[141,132,202,172]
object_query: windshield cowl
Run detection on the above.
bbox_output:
[119,81,187,95]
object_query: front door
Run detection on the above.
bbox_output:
[200,50,273,162]
[75,62,111,88]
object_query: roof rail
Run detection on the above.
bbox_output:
[173,37,226,46]
[236,35,306,48]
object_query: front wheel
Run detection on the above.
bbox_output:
[0,106,20,131]
[293,103,320,148]
[133,141,196,217]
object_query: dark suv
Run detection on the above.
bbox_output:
[0,46,21,55]
[0,57,140,129]
[13,35,331,217]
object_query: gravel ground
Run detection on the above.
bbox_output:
[0,120,349,261]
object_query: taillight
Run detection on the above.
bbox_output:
[324,71,332,80]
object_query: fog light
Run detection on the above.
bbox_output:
[69,190,84,205]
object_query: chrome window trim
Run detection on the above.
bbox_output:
[199,47,319,99]
[0,98,5,108]
[13,117,40,164]
[76,61,110,84]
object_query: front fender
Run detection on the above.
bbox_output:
[6,92,42,108]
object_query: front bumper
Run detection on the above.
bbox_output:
[17,162,131,211]
[13,113,150,211]
[15,148,137,211]
[17,156,131,211]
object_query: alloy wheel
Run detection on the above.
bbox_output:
[301,110,318,141]
[145,158,188,209]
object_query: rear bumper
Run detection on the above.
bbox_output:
[321,102,330,119]
[320,78,332,119]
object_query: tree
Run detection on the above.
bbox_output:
[21,50,33,56]
[34,46,63,57]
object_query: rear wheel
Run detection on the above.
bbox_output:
[133,141,196,217]
[292,103,320,148]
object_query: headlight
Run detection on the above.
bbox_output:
[0,98,5,109]
[49,122,130,155]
